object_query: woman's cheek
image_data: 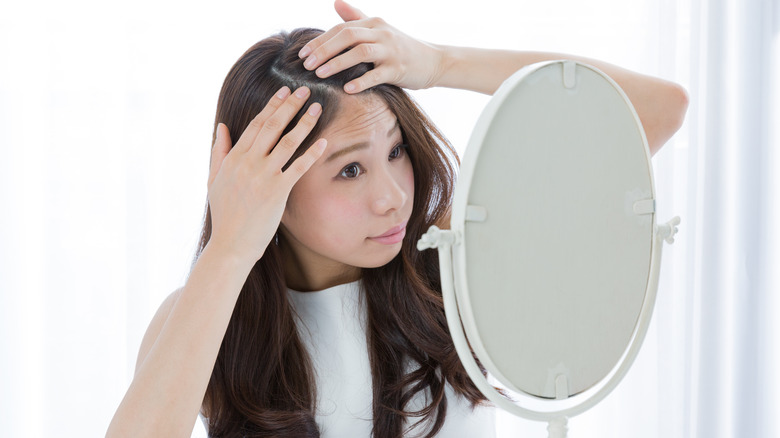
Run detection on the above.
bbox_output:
[323,197,363,229]
[405,162,415,204]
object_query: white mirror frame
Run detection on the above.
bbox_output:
[417,61,680,437]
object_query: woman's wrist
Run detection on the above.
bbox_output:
[429,43,456,90]
[200,239,260,273]
[427,45,504,95]
[428,43,453,90]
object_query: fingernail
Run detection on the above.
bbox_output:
[299,46,311,58]
[295,87,310,98]
[344,83,356,93]
[308,102,321,116]
[315,64,330,77]
[303,55,317,69]
[276,86,290,99]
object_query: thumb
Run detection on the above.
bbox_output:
[334,0,367,22]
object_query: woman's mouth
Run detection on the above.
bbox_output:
[369,220,408,245]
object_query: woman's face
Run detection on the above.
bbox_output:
[280,94,414,291]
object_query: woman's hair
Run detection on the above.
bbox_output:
[195,28,488,438]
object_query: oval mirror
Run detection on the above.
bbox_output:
[418,60,679,436]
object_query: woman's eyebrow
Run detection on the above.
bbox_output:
[324,121,400,164]
[325,142,369,163]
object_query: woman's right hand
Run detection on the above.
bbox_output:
[205,86,327,262]
[106,87,326,438]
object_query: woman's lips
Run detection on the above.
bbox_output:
[369,220,408,245]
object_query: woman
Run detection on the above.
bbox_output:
[107,1,688,437]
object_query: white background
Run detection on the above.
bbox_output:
[0,0,777,437]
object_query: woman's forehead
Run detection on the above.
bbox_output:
[320,94,399,140]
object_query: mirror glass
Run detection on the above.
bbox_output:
[450,61,656,401]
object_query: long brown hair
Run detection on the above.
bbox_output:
[196,28,488,438]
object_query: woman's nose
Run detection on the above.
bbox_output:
[371,167,408,215]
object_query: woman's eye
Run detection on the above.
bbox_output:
[340,163,362,179]
[389,144,408,160]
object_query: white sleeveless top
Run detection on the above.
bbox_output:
[286,280,496,438]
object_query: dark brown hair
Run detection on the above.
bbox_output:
[196,28,488,438]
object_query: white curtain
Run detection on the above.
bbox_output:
[0,1,776,437]
[683,0,780,436]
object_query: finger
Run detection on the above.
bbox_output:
[208,123,232,190]
[263,101,323,167]
[343,66,390,94]
[282,138,328,186]
[334,0,368,22]
[297,0,368,61]
[251,86,312,156]
[311,30,383,76]
[298,18,377,65]
[232,86,291,153]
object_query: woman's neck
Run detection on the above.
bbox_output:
[280,243,361,292]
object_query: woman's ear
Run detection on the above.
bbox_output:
[334,0,367,22]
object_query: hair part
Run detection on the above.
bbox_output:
[196,28,488,438]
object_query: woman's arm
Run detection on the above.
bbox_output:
[433,46,689,155]
[107,244,256,437]
[106,87,329,437]
[300,0,688,155]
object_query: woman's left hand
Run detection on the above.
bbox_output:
[298,0,445,93]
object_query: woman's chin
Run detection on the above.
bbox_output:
[355,243,404,269]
